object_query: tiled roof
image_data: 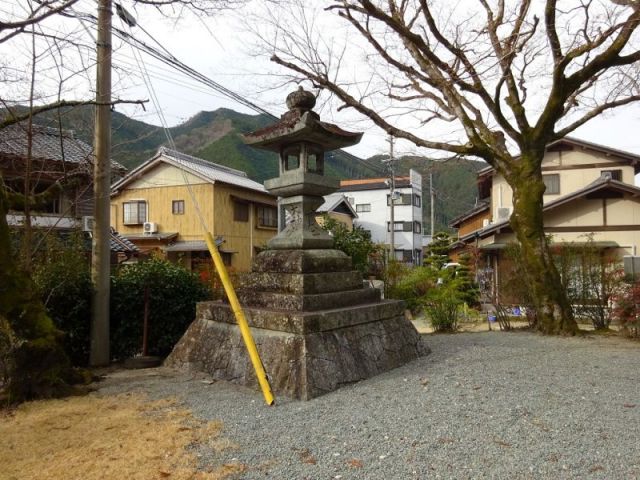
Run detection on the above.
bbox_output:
[112,147,269,195]
[318,193,358,217]
[449,201,490,228]
[110,229,139,253]
[477,136,640,178]
[159,147,268,193]
[0,123,125,171]
[459,176,640,242]
[339,176,411,192]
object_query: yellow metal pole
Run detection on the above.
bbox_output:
[204,232,275,406]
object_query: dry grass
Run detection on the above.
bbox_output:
[0,392,245,480]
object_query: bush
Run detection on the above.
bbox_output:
[424,286,462,332]
[321,215,379,275]
[613,281,640,338]
[553,236,624,330]
[110,257,210,360]
[389,266,439,312]
[33,234,92,366]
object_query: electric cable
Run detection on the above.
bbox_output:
[62,3,386,176]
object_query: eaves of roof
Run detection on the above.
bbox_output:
[318,193,358,218]
[449,201,490,228]
[338,178,412,192]
[111,147,269,196]
[459,177,640,243]
[476,136,640,178]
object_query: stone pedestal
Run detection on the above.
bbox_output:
[166,250,429,400]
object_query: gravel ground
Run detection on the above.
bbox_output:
[97,332,640,479]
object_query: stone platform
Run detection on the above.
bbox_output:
[166,250,429,400]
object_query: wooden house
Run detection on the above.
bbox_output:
[0,123,136,261]
[450,137,640,303]
[316,193,358,230]
[110,147,278,272]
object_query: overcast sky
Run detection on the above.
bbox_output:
[2,0,640,161]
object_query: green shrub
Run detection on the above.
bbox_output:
[613,281,640,338]
[110,257,210,360]
[33,234,92,366]
[388,266,439,312]
[424,287,462,332]
[320,215,379,275]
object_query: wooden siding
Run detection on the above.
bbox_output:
[316,212,354,230]
[111,179,277,272]
[212,184,277,272]
[458,210,491,237]
[110,183,215,238]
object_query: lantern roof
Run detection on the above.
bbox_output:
[243,87,363,152]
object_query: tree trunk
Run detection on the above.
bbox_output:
[508,164,578,335]
[0,176,77,402]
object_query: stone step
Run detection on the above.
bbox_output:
[241,271,363,295]
[237,287,381,311]
[197,299,406,334]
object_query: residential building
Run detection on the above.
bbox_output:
[339,169,423,264]
[110,147,277,272]
[1,123,136,262]
[317,193,358,230]
[450,137,640,303]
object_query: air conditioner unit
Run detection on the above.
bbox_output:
[495,207,512,222]
[82,216,94,232]
[143,221,157,234]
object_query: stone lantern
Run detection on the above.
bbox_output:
[244,87,362,249]
[166,87,428,401]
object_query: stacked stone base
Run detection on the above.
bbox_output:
[166,249,429,400]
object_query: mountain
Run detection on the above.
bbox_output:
[4,105,483,229]
[13,106,382,182]
[368,153,486,234]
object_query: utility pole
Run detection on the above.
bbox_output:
[386,135,396,262]
[90,0,112,366]
[430,173,435,238]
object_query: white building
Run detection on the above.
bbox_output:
[339,169,424,265]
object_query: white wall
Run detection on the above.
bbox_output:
[342,169,424,263]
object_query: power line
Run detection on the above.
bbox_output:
[62,4,386,176]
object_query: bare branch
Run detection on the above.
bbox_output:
[555,95,640,138]
[271,52,478,157]
[0,99,148,130]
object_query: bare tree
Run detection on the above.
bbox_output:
[0,0,241,400]
[256,0,640,333]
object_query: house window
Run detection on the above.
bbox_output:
[413,194,421,207]
[387,193,412,205]
[402,250,413,263]
[220,251,233,266]
[123,200,147,225]
[387,221,404,232]
[172,200,185,215]
[234,200,249,222]
[257,205,278,228]
[543,174,560,195]
[414,221,422,233]
[601,169,622,181]
[356,203,371,212]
